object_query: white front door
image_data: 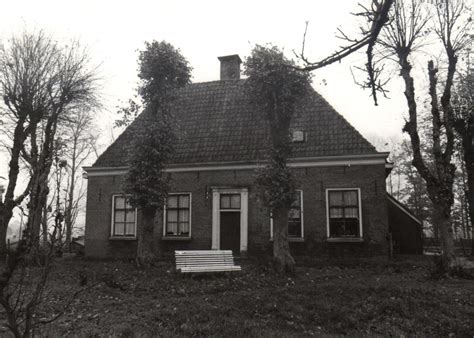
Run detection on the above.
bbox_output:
[211,188,248,253]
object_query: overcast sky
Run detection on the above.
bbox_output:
[0,0,412,198]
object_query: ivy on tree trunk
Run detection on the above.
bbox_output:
[119,41,191,265]
[136,206,158,266]
[244,45,311,273]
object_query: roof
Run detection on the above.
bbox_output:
[94,79,379,168]
[387,194,422,225]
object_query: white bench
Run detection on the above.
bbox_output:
[174,250,241,273]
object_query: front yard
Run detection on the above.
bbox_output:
[1,256,473,336]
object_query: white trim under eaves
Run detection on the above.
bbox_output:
[83,153,389,177]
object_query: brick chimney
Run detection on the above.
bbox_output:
[218,54,241,80]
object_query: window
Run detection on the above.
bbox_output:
[291,130,306,142]
[288,191,303,238]
[270,190,304,239]
[111,195,136,237]
[165,193,191,237]
[326,189,362,238]
[220,193,241,210]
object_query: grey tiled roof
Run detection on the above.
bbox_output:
[94,80,378,167]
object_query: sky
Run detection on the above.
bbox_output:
[0,0,407,144]
[0,0,410,230]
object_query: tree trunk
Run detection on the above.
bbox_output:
[27,175,50,249]
[64,137,78,253]
[136,207,157,266]
[458,122,474,256]
[41,205,48,247]
[0,206,14,257]
[64,204,72,253]
[0,203,7,256]
[462,135,474,256]
[431,201,455,273]
[272,207,295,273]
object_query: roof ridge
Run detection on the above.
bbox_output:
[184,79,245,86]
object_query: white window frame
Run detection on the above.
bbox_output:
[110,194,137,239]
[163,192,192,239]
[325,188,363,239]
[270,189,304,241]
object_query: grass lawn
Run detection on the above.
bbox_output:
[1,255,473,336]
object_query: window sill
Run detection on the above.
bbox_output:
[109,236,137,241]
[269,237,304,242]
[326,237,364,243]
[162,236,192,241]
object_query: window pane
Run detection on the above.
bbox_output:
[167,210,178,222]
[114,223,125,235]
[344,219,360,237]
[221,194,240,209]
[178,195,189,208]
[329,191,343,206]
[179,210,189,223]
[344,191,358,205]
[288,220,301,237]
[288,208,300,220]
[329,219,344,237]
[125,211,135,223]
[179,222,189,235]
[166,222,177,235]
[115,211,125,222]
[125,223,135,235]
[330,217,360,237]
[167,196,178,208]
[291,192,301,207]
[220,195,230,209]
[329,207,343,218]
[115,196,125,209]
[230,194,241,209]
[125,197,133,209]
[345,207,359,219]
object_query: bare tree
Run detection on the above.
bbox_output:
[0,157,96,337]
[0,29,100,336]
[301,0,471,269]
[296,0,395,105]
[60,108,99,252]
[453,68,474,254]
[0,30,99,254]
[372,0,472,271]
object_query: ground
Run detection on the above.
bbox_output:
[1,255,473,336]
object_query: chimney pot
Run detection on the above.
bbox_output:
[218,54,241,80]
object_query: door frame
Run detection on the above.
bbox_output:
[211,188,248,252]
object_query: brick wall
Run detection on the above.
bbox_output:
[84,164,388,258]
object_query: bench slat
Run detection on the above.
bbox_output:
[174,250,241,273]
[176,250,233,254]
[176,263,237,266]
[180,266,241,272]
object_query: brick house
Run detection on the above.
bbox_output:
[84,54,411,258]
